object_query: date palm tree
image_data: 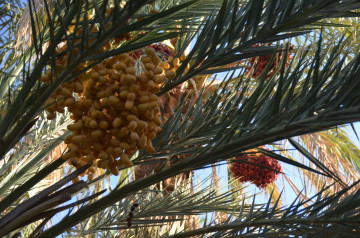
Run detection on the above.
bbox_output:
[1,0,360,237]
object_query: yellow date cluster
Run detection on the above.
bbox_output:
[43,45,181,180]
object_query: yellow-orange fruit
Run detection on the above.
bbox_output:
[126,92,135,101]
[148,132,157,140]
[129,84,139,93]
[74,82,84,93]
[93,143,103,152]
[91,130,103,138]
[150,101,159,109]
[138,103,150,111]
[145,110,154,119]
[98,69,108,76]
[89,120,98,129]
[104,87,114,96]
[108,95,120,105]
[113,147,123,157]
[114,62,127,70]
[96,91,106,99]
[160,62,170,69]
[153,67,164,75]
[100,97,109,107]
[144,63,154,70]
[98,76,107,84]
[145,145,156,153]
[153,117,162,126]
[98,151,108,160]
[119,90,129,99]
[130,132,139,142]
[62,151,75,160]
[173,58,180,67]
[147,80,156,88]
[71,135,85,144]
[112,117,122,128]
[110,72,120,81]
[128,121,137,131]
[139,135,147,148]
[120,142,130,150]
[141,56,152,64]
[165,70,176,79]
[154,126,162,133]
[125,74,136,84]
[110,128,120,136]
[114,159,123,167]
[125,100,134,110]
[138,95,149,103]
[149,94,158,102]
[139,73,149,83]
[137,120,148,129]
[68,143,79,152]
[127,114,138,121]
[125,67,136,75]
[153,75,166,84]
[106,147,115,158]
[86,154,95,164]
[64,135,73,144]
[110,139,121,147]
[100,160,109,169]
[152,55,161,65]
[109,166,119,175]
[145,47,156,55]
[61,87,72,97]
[118,127,129,138]
[120,154,133,167]
[56,106,65,113]
[90,71,100,79]
[167,56,174,63]
[124,57,135,66]
[99,121,109,129]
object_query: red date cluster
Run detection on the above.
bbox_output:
[246,44,293,79]
[230,153,282,188]
[130,43,175,60]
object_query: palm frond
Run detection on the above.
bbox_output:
[61,175,250,237]
[167,182,360,237]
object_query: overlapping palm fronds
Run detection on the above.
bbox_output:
[299,130,360,192]
[270,128,360,207]
[1,0,360,237]
[63,175,248,237]
[168,181,360,238]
